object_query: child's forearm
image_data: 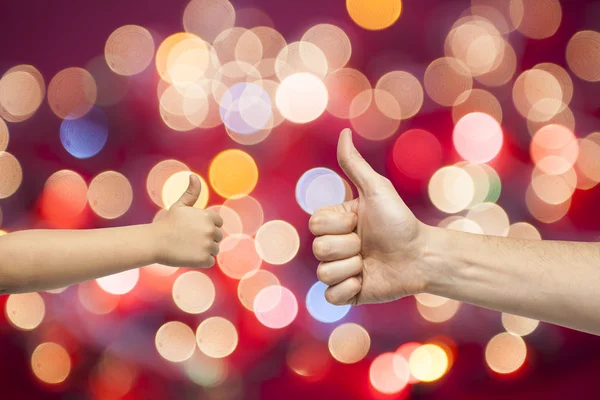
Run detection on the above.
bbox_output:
[0,224,159,294]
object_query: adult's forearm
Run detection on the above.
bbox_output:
[0,224,159,294]
[422,225,600,335]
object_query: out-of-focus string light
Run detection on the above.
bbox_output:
[60,106,108,159]
[296,168,346,214]
[251,27,287,79]
[445,216,484,234]
[275,42,329,81]
[415,293,449,307]
[147,159,190,208]
[173,271,215,314]
[31,342,71,384]
[89,353,137,398]
[369,352,409,394]
[531,160,577,205]
[5,293,45,331]
[530,124,579,175]
[505,222,542,240]
[48,67,97,120]
[237,269,280,311]
[396,342,421,384]
[376,71,423,120]
[502,313,539,336]
[325,68,371,119]
[475,39,516,87]
[534,63,573,111]
[217,234,262,279]
[219,83,272,134]
[302,24,352,73]
[513,69,563,122]
[466,202,509,236]
[41,170,88,225]
[162,171,209,209]
[425,57,473,107]
[105,25,155,76]
[209,149,258,199]
[214,27,262,66]
[223,195,264,236]
[155,33,208,85]
[350,89,401,140]
[408,344,449,382]
[510,0,562,40]
[453,112,503,164]
[196,316,238,358]
[576,133,600,187]
[88,171,133,219]
[328,323,370,364]
[212,61,262,105]
[393,129,442,181]
[155,321,197,363]
[254,285,298,329]
[452,89,502,124]
[254,220,300,265]
[276,72,328,124]
[97,269,139,295]
[485,332,527,374]
[566,30,600,82]
[416,299,461,323]
[456,163,489,209]
[184,351,228,387]
[78,281,119,315]
[470,0,517,34]
[183,0,236,43]
[346,0,402,31]
[287,341,331,380]
[527,106,575,138]
[0,118,8,151]
[0,151,22,199]
[526,182,571,224]
[306,281,351,323]
[0,65,45,123]
[428,166,475,214]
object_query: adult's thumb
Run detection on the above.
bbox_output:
[337,128,381,192]
[173,174,201,207]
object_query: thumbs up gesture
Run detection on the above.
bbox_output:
[309,129,429,305]
[152,174,224,268]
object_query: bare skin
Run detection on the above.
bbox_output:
[311,128,600,335]
[0,175,223,294]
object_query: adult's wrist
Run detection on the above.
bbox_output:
[417,224,457,296]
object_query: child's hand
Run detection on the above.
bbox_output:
[152,175,223,268]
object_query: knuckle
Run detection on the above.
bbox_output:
[324,289,336,304]
[308,215,323,234]
[312,238,330,260]
[316,264,331,284]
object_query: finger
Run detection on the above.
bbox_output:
[313,233,361,262]
[205,209,224,227]
[317,255,363,286]
[325,277,362,305]
[213,227,223,243]
[337,128,381,193]
[309,210,357,236]
[209,242,220,257]
[173,174,201,207]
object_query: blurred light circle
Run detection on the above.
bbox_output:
[252,27,287,79]
[105,25,154,76]
[475,39,516,87]
[396,342,422,384]
[173,271,215,314]
[502,313,539,336]
[220,83,272,134]
[453,112,503,164]
[527,105,575,138]
[414,293,448,307]
[237,269,280,311]
[196,316,238,358]
[145,263,177,276]
[0,118,8,151]
[376,71,423,120]
[41,170,88,223]
[296,168,345,214]
[485,332,527,374]
[302,24,352,73]
[31,343,71,384]
[88,171,133,219]
[446,217,484,234]
[0,151,22,199]
[166,36,212,87]
[466,202,509,236]
[184,352,228,388]
[471,0,517,34]
[505,222,542,240]
[183,0,236,43]
[217,234,262,279]
[182,83,211,128]
[5,293,45,331]
[329,323,370,364]
[531,158,577,205]
[512,69,563,122]
[0,67,44,121]
[147,159,190,208]
[566,30,600,82]
[78,281,119,315]
[255,79,284,127]
[97,269,139,295]
[306,281,351,323]
[275,42,329,81]
[510,0,561,39]
[212,27,258,66]
[457,162,490,209]
[534,63,573,111]
[425,57,473,107]
[416,300,461,323]
[276,72,328,124]
[526,183,571,224]
[369,352,409,394]
[576,133,600,184]
[209,149,258,199]
[255,220,300,265]
[162,171,209,210]
[207,205,243,249]
[60,106,108,159]
[531,124,578,174]
[48,67,97,120]
[346,0,402,31]
[393,129,442,181]
[155,321,196,363]
[254,285,298,329]
[223,195,264,235]
[452,89,502,125]
[212,61,261,106]
[155,33,203,85]
[409,344,449,382]
[350,89,401,140]
[287,341,331,379]
[325,68,371,119]
[428,166,475,214]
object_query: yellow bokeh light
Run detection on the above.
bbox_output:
[254,220,300,265]
[31,342,71,384]
[155,321,197,363]
[0,151,23,199]
[414,293,449,308]
[425,57,473,107]
[105,25,155,76]
[369,352,408,394]
[209,149,258,199]
[196,316,238,358]
[416,300,461,323]
[485,332,527,374]
[237,269,280,311]
[173,271,215,314]
[276,72,328,124]
[452,89,502,125]
[526,182,571,224]
[5,293,45,331]
[376,71,423,120]
[566,30,600,82]
[505,222,542,240]
[275,41,329,81]
[162,171,209,209]
[328,323,371,364]
[346,0,402,31]
[147,159,190,208]
[428,166,475,214]
[409,344,449,382]
[96,269,139,295]
[466,202,510,236]
[513,69,563,122]
[502,313,539,336]
[0,67,45,122]
[302,24,352,73]
[475,39,516,87]
[510,0,562,40]
[350,89,401,140]
[88,171,133,219]
[0,118,8,151]
[183,0,236,43]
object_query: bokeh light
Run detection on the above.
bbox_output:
[173,271,216,314]
[254,220,300,265]
[350,89,400,140]
[369,352,409,394]
[376,71,423,120]
[526,182,571,224]
[512,69,563,122]
[485,332,527,374]
[466,202,509,236]
[219,83,272,134]
[302,24,352,73]
[162,171,209,209]
[60,106,108,159]
[275,41,328,80]
[237,269,280,311]
[346,0,402,31]
[0,118,8,151]
[223,195,264,236]
[325,68,371,119]
[506,222,542,240]
[287,341,331,380]
[146,159,190,208]
[566,30,600,82]
[0,151,22,199]
[296,168,346,214]
[276,72,328,124]
[453,112,503,164]
[530,124,578,174]
[408,344,449,382]
[0,65,45,122]
[48,67,97,120]
[328,323,371,364]
[306,281,351,323]
[184,351,228,388]
[78,281,120,315]
[183,0,236,43]
[428,166,475,214]
[96,269,139,295]
[452,89,502,124]
[424,57,473,107]
[40,169,88,225]
[155,321,197,363]
[510,0,562,40]
[209,149,258,199]
[502,313,539,336]
[5,293,45,331]
[396,342,421,384]
[88,171,133,219]
[31,342,71,384]
[254,285,298,329]
[217,234,262,279]
[416,299,461,323]
[105,25,155,76]
[196,316,238,358]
